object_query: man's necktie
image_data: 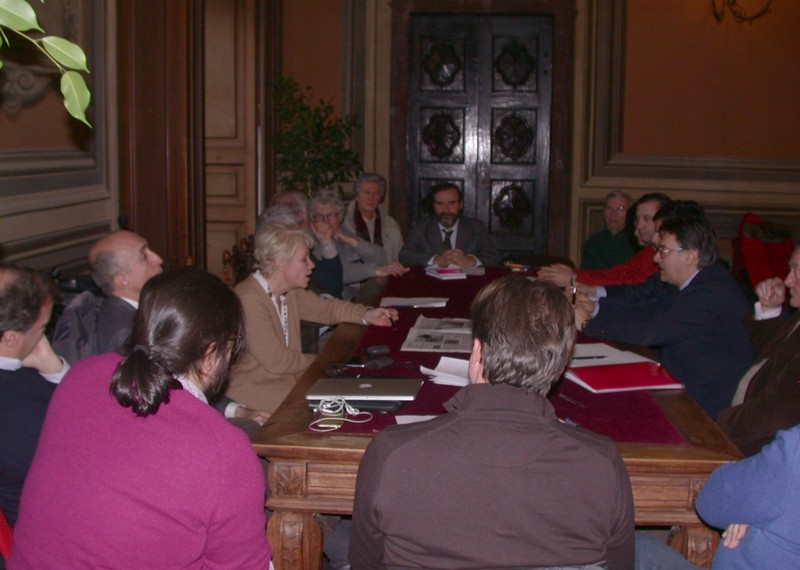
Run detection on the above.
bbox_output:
[443,230,454,250]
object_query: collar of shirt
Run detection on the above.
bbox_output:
[0,355,22,371]
[679,269,700,291]
[439,220,460,245]
[174,374,208,404]
[0,355,69,384]
[120,297,139,309]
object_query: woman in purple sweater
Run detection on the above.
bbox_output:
[9,269,272,569]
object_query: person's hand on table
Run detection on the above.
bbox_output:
[376,262,410,277]
[722,523,749,549]
[22,336,64,375]
[537,263,575,287]
[363,307,399,327]
[434,249,475,268]
[234,405,271,426]
[755,277,785,310]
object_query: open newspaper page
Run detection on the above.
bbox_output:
[401,315,473,353]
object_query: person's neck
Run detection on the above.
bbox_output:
[265,273,289,297]
[359,207,377,221]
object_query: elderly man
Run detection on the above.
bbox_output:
[0,264,68,527]
[399,182,502,268]
[270,190,310,230]
[350,275,634,569]
[580,191,637,270]
[52,230,163,363]
[540,193,671,288]
[343,173,404,263]
[310,189,407,299]
[716,244,800,456]
[575,214,755,420]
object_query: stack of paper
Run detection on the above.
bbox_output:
[379,297,448,308]
[420,356,470,386]
[425,266,466,280]
[401,316,473,353]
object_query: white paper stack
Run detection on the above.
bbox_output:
[420,356,470,386]
[569,343,655,368]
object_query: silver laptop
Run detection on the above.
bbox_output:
[305,377,423,406]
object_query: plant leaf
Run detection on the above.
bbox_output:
[42,36,89,72]
[60,70,92,127]
[0,0,44,32]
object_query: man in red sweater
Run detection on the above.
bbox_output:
[539,192,671,288]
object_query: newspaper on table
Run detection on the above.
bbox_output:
[401,315,472,353]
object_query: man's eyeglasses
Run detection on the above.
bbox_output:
[313,212,341,222]
[656,245,686,257]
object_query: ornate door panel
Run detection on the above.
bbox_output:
[407,14,553,255]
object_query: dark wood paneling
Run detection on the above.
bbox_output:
[117,0,205,268]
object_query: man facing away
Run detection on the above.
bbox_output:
[0,264,68,527]
[52,230,267,427]
[580,191,637,270]
[350,275,634,570]
[399,182,502,268]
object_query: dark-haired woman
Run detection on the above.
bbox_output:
[9,269,272,569]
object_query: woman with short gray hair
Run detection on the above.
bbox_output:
[343,173,404,263]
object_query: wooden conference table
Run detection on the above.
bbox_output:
[251,268,742,570]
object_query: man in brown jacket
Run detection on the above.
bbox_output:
[350,275,635,570]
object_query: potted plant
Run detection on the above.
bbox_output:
[271,75,361,196]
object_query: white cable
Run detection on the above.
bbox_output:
[308,397,374,432]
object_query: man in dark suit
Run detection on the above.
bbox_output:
[399,182,502,267]
[717,244,800,456]
[0,264,67,527]
[53,230,163,362]
[575,214,755,420]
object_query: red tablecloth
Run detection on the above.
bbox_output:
[309,267,687,446]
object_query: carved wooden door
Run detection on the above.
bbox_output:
[407,14,553,255]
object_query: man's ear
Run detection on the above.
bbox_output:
[469,337,488,384]
[199,343,219,377]
[112,271,128,292]
[1,330,19,349]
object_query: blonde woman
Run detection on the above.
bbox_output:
[225,224,398,414]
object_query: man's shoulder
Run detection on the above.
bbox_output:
[99,296,135,317]
[458,215,488,231]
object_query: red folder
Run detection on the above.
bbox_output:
[564,361,684,394]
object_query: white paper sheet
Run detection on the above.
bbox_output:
[569,343,655,368]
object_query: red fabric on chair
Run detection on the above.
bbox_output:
[0,508,12,560]
[736,213,794,288]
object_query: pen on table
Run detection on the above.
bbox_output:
[558,393,585,408]
[572,355,607,361]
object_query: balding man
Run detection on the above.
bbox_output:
[581,191,637,270]
[53,230,163,362]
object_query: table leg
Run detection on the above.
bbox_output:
[668,524,719,569]
[267,511,323,570]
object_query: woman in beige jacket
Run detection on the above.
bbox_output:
[225,224,398,414]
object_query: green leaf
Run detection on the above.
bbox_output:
[42,36,89,72]
[0,0,44,32]
[60,70,92,127]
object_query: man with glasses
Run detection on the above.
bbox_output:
[580,191,637,270]
[574,213,755,420]
[716,244,800,456]
[309,189,407,300]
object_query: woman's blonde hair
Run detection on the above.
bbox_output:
[253,223,314,277]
